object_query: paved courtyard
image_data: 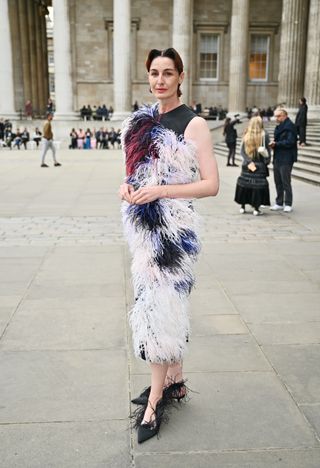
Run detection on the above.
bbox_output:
[0,147,320,467]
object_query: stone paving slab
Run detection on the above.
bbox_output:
[134,450,320,468]
[0,420,131,468]
[302,404,320,438]
[262,344,320,404]
[230,292,320,323]
[0,305,126,351]
[0,349,128,423]
[248,322,320,345]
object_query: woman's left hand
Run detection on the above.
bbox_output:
[130,186,164,204]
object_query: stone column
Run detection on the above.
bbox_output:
[277,0,309,112]
[18,0,32,110]
[27,1,38,114]
[172,0,193,106]
[228,0,250,116]
[304,0,320,119]
[0,0,17,117]
[111,0,132,121]
[40,14,49,110]
[52,0,77,119]
[34,2,45,116]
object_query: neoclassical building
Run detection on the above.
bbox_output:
[1,0,319,120]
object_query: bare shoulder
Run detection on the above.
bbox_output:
[185,116,210,140]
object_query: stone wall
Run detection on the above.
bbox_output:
[71,0,284,110]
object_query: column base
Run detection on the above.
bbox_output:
[53,113,79,120]
[227,111,247,119]
[281,108,299,121]
[0,112,19,121]
[307,105,320,120]
[111,111,132,122]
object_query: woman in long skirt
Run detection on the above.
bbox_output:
[119,48,219,443]
[235,116,271,216]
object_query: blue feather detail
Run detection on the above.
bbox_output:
[174,278,194,295]
[127,201,166,231]
[180,229,200,255]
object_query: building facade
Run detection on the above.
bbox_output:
[1,0,319,119]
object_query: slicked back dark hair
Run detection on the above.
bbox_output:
[146,48,183,97]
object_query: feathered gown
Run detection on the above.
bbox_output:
[121,105,200,363]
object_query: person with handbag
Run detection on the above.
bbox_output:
[234,116,271,216]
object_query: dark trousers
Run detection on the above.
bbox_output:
[296,125,306,144]
[273,161,293,206]
[227,142,236,164]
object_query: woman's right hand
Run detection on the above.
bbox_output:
[119,183,134,203]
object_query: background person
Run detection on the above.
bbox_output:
[21,128,30,149]
[295,97,308,147]
[40,114,61,168]
[269,108,297,213]
[119,47,219,444]
[32,128,42,148]
[223,115,241,166]
[234,116,271,216]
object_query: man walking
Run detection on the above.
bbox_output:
[40,114,61,168]
[269,108,297,213]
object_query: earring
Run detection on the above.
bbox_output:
[149,88,152,93]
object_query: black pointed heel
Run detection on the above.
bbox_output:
[131,393,172,444]
[131,386,150,405]
[136,398,167,444]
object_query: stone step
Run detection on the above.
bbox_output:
[213,144,320,186]
[298,148,320,158]
[296,155,320,167]
[228,139,320,155]
[291,170,320,186]
[294,163,320,176]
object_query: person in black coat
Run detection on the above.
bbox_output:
[223,116,241,166]
[269,108,297,212]
[295,97,308,146]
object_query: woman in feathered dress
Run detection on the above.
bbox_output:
[119,48,219,443]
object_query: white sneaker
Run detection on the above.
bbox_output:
[270,204,283,211]
[253,210,263,216]
[284,205,293,213]
[239,207,245,214]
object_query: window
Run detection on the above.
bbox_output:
[249,35,269,81]
[199,34,219,80]
[49,74,55,93]
[48,51,54,66]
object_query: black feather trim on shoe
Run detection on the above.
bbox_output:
[164,379,190,403]
[132,379,192,406]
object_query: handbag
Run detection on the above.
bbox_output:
[258,133,269,158]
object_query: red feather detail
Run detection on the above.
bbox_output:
[124,109,160,176]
